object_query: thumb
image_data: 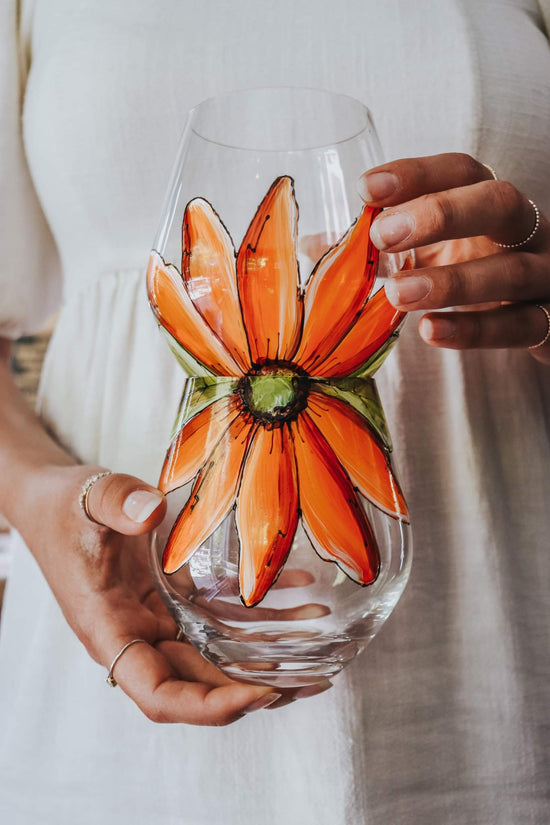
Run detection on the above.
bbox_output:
[85,472,166,535]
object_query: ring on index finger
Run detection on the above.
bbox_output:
[106,638,149,687]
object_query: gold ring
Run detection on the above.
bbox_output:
[481,162,498,181]
[494,199,541,249]
[106,638,149,687]
[79,470,112,522]
[528,304,550,350]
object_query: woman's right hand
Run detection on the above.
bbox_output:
[19,464,330,724]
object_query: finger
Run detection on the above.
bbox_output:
[194,596,330,622]
[374,182,544,253]
[358,152,492,206]
[141,589,179,640]
[160,643,333,710]
[177,568,315,606]
[108,638,282,725]
[384,251,550,310]
[265,679,333,709]
[273,568,315,588]
[156,640,234,687]
[418,303,549,350]
[86,472,166,535]
[300,233,333,262]
[83,589,176,664]
[369,180,543,253]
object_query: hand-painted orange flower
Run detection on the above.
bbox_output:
[147,176,409,607]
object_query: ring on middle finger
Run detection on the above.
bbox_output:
[494,199,541,250]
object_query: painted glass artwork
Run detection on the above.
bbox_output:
[146,88,412,687]
[147,175,409,608]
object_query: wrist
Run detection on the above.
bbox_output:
[6,462,100,542]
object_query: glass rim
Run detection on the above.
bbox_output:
[188,85,376,153]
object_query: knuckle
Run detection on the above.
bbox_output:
[517,308,537,343]
[499,252,543,302]
[97,473,123,508]
[210,712,238,727]
[409,157,429,188]
[461,314,482,348]
[529,253,550,292]
[493,180,522,216]
[443,264,468,306]
[454,152,482,180]
[503,253,531,297]
[499,253,523,295]
[423,191,454,235]
[87,475,115,520]
[142,701,170,724]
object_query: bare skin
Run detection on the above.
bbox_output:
[2,152,547,727]
[0,345,331,722]
[358,153,550,361]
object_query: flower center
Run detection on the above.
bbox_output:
[238,365,309,424]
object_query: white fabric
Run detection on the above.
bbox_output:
[1,1,550,823]
[0,0,60,339]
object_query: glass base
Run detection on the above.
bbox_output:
[152,512,410,688]
[179,628,368,688]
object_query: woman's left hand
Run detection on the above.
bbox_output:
[358,153,550,364]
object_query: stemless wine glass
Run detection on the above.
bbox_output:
[147,87,412,689]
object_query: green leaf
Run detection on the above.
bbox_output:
[351,326,404,378]
[159,326,215,377]
[311,377,392,451]
[172,376,238,439]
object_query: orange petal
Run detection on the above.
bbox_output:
[182,199,251,372]
[159,393,241,494]
[314,288,405,377]
[292,413,379,585]
[147,250,242,376]
[162,416,254,574]
[293,205,381,372]
[236,177,302,363]
[236,425,299,607]
[306,392,408,520]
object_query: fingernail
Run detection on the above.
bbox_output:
[385,275,432,306]
[294,682,332,699]
[122,489,164,523]
[370,212,414,249]
[243,692,282,714]
[421,317,455,341]
[358,171,399,202]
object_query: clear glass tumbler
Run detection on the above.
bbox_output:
[147,87,412,688]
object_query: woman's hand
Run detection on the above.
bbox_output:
[19,465,330,725]
[358,153,550,363]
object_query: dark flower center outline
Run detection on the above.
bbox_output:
[237,362,309,425]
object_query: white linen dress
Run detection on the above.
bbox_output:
[1,1,550,823]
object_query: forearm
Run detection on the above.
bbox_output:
[0,338,77,529]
